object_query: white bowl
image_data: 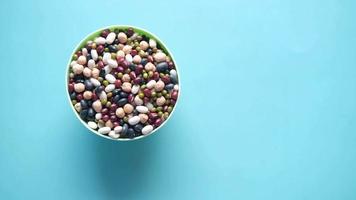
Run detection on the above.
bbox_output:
[66,25,181,141]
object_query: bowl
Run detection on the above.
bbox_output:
[66,25,180,141]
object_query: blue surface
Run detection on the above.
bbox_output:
[1,0,356,199]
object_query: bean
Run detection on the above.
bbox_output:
[77,55,87,65]
[164,83,174,91]
[98,127,111,134]
[109,130,120,139]
[108,59,118,68]
[142,125,153,135]
[140,41,149,51]
[91,49,98,61]
[92,100,102,112]
[155,80,165,91]
[128,128,135,138]
[122,82,132,93]
[121,124,128,136]
[72,64,84,74]
[123,104,134,114]
[118,32,127,44]
[156,62,168,72]
[128,116,140,125]
[80,109,88,119]
[146,80,156,89]
[149,39,157,48]
[74,103,81,112]
[95,37,106,45]
[117,98,128,106]
[134,124,144,133]
[84,80,94,90]
[115,107,125,118]
[105,74,116,83]
[105,84,115,92]
[136,106,149,113]
[88,121,98,129]
[114,126,122,133]
[154,52,166,63]
[106,32,116,44]
[74,83,85,93]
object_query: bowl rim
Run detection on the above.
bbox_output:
[65,25,181,141]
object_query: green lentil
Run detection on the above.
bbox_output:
[103,80,109,86]
[101,99,107,105]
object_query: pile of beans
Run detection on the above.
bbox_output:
[67,27,179,139]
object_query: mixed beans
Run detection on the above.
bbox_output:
[67,27,179,139]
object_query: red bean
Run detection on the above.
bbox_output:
[171,91,178,100]
[101,29,110,38]
[115,80,122,88]
[154,118,163,127]
[76,94,83,101]
[97,45,104,54]
[143,88,151,97]
[129,71,136,80]
[97,60,104,69]
[110,115,117,122]
[68,83,74,92]
[130,50,137,56]
[135,64,143,74]
[92,93,98,101]
[110,103,118,111]
[149,112,159,120]
[133,77,143,84]
[113,121,120,127]
[161,75,170,84]
[117,56,125,64]
[116,66,124,73]
[153,72,160,81]
[102,114,109,122]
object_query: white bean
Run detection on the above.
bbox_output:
[98,127,111,134]
[142,125,153,135]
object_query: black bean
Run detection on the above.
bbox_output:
[87,100,93,106]
[84,79,94,90]
[117,98,128,106]
[156,62,168,72]
[121,124,128,137]
[129,63,136,71]
[80,100,88,109]
[112,89,121,96]
[141,58,148,66]
[87,108,95,117]
[119,119,125,126]
[108,45,117,52]
[70,92,77,100]
[95,86,104,95]
[128,128,135,138]
[119,91,129,98]
[126,28,134,37]
[134,124,143,133]
[99,69,106,78]
[80,109,88,119]
[170,74,178,84]
[113,95,121,104]
[165,83,174,91]
[74,74,85,83]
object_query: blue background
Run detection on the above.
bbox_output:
[1,0,356,199]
